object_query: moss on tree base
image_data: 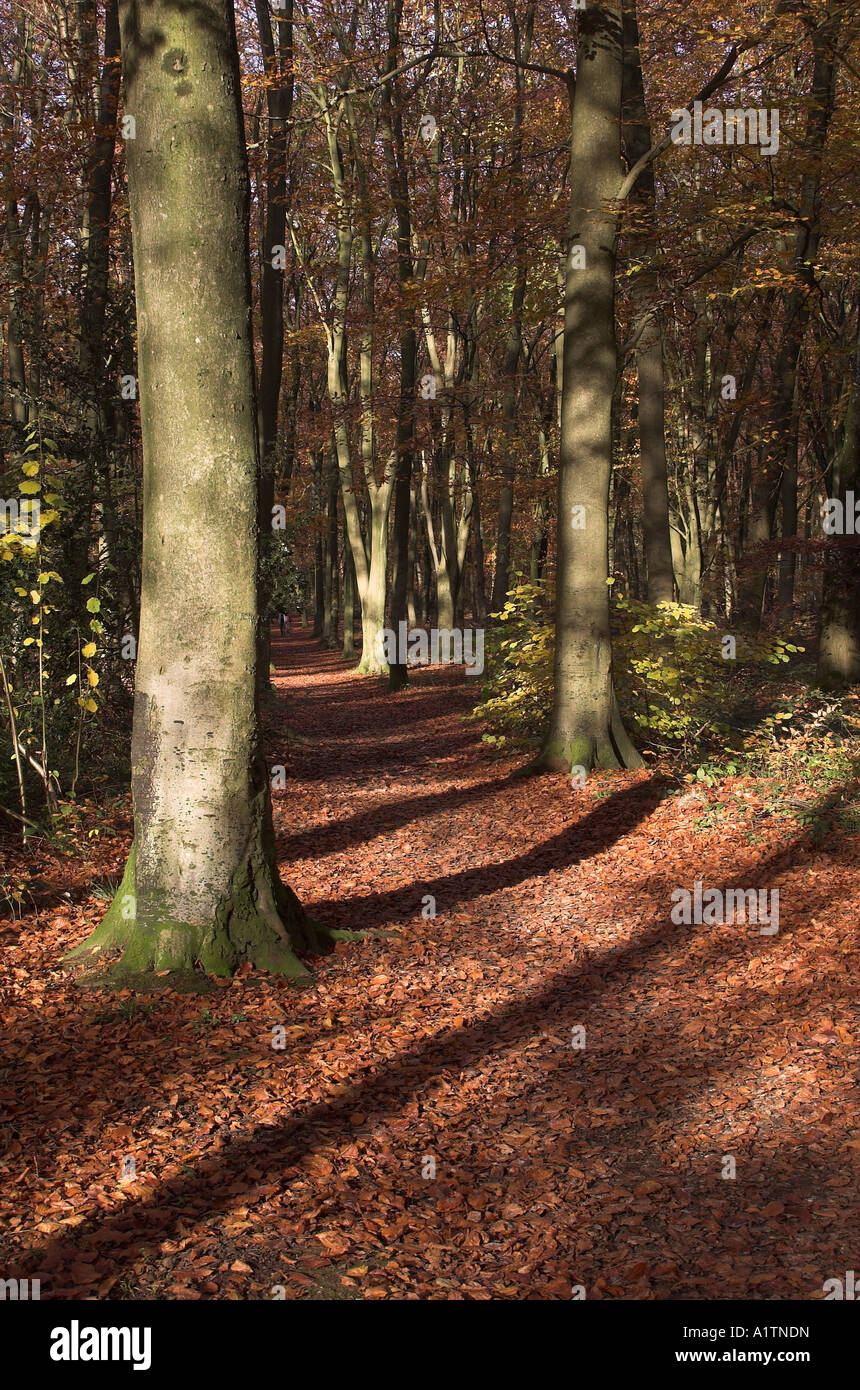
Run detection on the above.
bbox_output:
[356,653,389,677]
[63,836,336,983]
[531,712,644,775]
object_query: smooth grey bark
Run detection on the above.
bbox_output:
[538,2,642,772]
[68,0,321,979]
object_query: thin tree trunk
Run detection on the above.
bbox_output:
[341,534,356,660]
[621,0,674,603]
[254,0,293,694]
[818,335,860,685]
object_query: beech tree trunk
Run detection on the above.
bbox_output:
[538,2,642,772]
[621,0,674,604]
[67,0,320,979]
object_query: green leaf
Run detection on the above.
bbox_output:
[86,597,101,613]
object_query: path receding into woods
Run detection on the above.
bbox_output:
[1,628,858,1299]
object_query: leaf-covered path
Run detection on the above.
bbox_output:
[1,630,858,1299]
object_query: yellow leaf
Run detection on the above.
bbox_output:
[87,668,99,687]
[81,641,96,658]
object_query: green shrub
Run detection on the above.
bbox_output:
[612,597,801,757]
[470,579,554,747]
[472,581,804,760]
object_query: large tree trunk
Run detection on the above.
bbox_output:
[67,0,320,979]
[537,4,642,773]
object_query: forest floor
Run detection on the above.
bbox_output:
[1,628,858,1300]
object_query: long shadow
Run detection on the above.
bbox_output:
[275,773,522,861]
[276,729,485,786]
[6,637,857,1289]
[0,774,662,1200]
[12,839,852,1288]
[305,775,669,925]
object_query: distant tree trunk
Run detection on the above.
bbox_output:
[776,435,799,623]
[537,5,642,772]
[489,5,534,616]
[530,427,551,583]
[318,88,393,677]
[491,277,524,615]
[312,447,325,636]
[387,323,415,690]
[313,530,325,637]
[77,0,125,614]
[323,452,339,646]
[818,341,860,685]
[739,19,840,626]
[254,0,293,695]
[406,488,418,626]
[341,537,356,660]
[621,0,674,604]
[465,421,488,622]
[381,3,417,691]
[68,0,319,978]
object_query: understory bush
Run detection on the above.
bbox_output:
[473,578,806,762]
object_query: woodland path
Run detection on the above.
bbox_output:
[1,628,857,1299]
